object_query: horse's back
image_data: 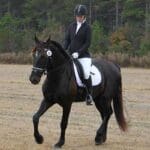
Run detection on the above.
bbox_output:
[93,58,121,78]
[93,58,121,98]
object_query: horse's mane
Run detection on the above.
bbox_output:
[50,40,71,60]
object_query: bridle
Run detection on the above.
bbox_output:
[32,56,73,75]
[32,67,45,72]
[32,42,74,77]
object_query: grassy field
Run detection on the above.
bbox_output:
[0,64,150,150]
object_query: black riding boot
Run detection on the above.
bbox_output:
[84,77,93,105]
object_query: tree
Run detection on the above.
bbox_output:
[122,0,145,25]
[145,0,150,39]
[0,0,149,55]
[0,13,21,52]
[90,20,108,53]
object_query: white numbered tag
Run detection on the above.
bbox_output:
[46,50,52,57]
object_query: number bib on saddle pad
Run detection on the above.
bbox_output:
[73,62,102,87]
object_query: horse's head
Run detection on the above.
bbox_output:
[29,35,70,85]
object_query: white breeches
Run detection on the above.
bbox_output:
[78,58,92,79]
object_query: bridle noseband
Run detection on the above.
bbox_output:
[32,67,45,72]
[32,67,46,74]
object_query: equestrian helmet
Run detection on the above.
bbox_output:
[74,4,87,16]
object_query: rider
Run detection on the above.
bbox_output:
[64,4,93,105]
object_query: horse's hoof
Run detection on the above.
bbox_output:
[54,143,62,149]
[95,140,103,145]
[35,134,44,144]
[54,140,64,148]
[95,135,106,145]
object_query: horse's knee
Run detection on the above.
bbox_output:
[108,107,113,116]
[108,108,113,117]
[104,104,113,117]
[60,121,67,130]
[33,114,39,123]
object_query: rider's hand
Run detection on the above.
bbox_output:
[72,52,79,59]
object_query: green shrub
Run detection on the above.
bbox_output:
[139,38,150,56]
[0,13,26,52]
[90,20,108,54]
[39,17,63,42]
[109,24,144,56]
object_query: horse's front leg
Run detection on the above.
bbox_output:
[33,99,54,144]
[55,103,72,148]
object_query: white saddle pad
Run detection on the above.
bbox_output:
[73,62,102,87]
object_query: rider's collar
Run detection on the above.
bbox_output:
[77,18,86,25]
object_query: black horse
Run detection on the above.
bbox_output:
[29,36,127,148]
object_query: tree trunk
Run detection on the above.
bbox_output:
[115,0,119,30]
[145,0,150,39]
[89,0,92,25]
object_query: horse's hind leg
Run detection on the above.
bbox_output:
[94,96,113,145]
[33,99,54,144]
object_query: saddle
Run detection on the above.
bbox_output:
[73,60,102,87]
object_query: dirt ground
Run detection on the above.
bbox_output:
[0,64,149,150]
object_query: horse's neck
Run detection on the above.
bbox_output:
[46,61,73,94]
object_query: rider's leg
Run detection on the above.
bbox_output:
[78,58,93,105]
[83,76,93,105]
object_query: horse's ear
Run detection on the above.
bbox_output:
[46,35,51,44]
[35,34,40,44]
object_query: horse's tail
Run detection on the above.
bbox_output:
[113,76,127,132]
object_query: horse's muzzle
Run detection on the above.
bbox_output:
[29,73,41,85]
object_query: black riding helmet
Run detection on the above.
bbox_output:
[74,4,87,16]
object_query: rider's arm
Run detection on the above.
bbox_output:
[63,25,71,50]
[77,25,91,56]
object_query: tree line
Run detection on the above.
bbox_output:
[0,0,149,56]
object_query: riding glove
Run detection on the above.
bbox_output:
[72,52,79,59]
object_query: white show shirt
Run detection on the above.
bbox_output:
[75,19,86,34]
[74,18,91,80]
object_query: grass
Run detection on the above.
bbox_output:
[0,52,150,68]
[0,65,149,149]
[94,52,150,68]
[0,52,32,64]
